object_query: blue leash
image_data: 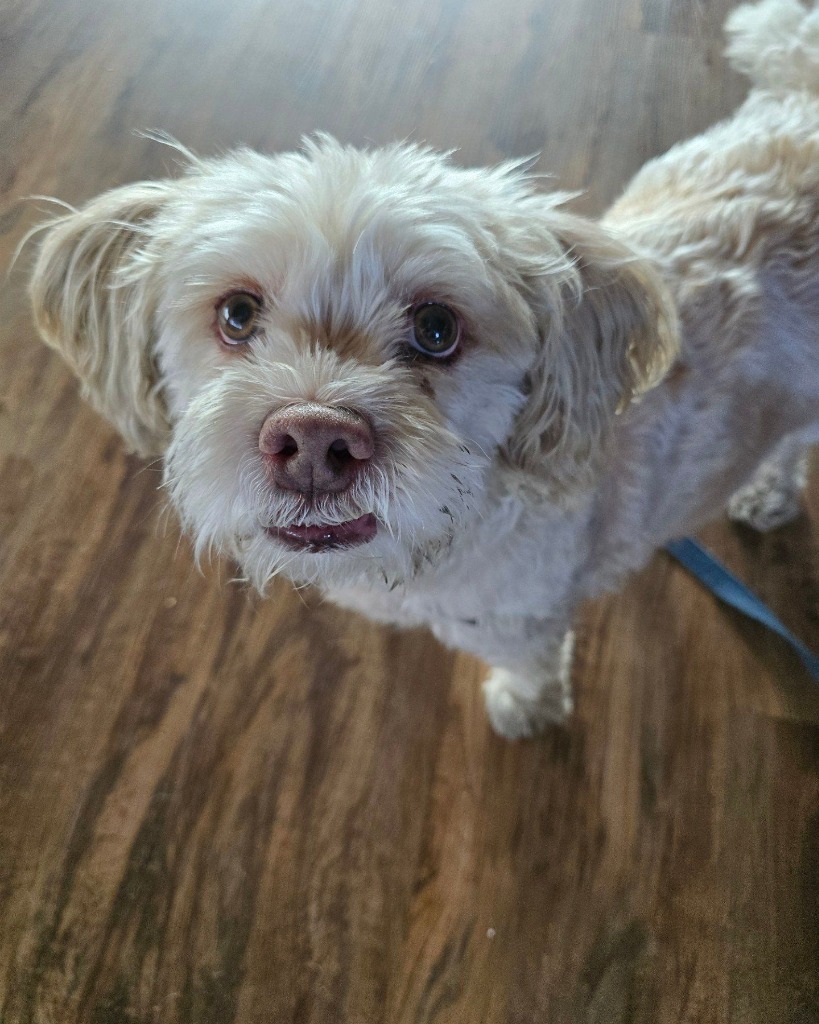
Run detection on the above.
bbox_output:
[665,537,819,682]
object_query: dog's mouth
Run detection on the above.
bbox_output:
[265,513,378,551]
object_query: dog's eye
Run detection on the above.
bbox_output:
[217,292,262,345]
[410,303,460,358]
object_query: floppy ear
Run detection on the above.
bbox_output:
[29,182,173,457]
[504,210,678,491]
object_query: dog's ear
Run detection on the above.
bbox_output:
[29,182,173,457]
[503,209,678,491]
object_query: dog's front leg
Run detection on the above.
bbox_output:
[432,614,576,739]
[482,632,575,739]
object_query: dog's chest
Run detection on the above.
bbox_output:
[383,496,589,627]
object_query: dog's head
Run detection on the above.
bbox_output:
[29,137,676,589]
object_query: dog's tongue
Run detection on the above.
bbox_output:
[269,513,377,550]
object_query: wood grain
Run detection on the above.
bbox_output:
[1,0,818,1021]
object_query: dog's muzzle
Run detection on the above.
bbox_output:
[259,402,378,551]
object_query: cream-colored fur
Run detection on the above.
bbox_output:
[29,0,819,737]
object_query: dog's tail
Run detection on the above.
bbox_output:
[725,0,819,93]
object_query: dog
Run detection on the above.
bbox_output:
[28,0,819,738]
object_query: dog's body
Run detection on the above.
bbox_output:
[29,0,819,737]
[360,28,819,734]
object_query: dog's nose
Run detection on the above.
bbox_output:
[259,403,374,494]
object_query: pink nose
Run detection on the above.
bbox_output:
[259,403,374,495]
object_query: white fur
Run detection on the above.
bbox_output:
[29,1,819,738]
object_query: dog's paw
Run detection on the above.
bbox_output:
[482,632,575,740]
[726,460,805,531]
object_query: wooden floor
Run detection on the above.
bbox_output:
[1,0,818,1021]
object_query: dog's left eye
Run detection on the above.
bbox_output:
[409,303,460,358]
[217,291,262,345]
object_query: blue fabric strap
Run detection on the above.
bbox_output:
[665,537,819,682]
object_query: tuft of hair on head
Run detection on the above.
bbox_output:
[28,180,174,456]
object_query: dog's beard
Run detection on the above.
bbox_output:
[162,357,489,592]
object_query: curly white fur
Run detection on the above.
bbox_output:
[29,0,819,737]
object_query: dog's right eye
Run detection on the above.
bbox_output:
[217,292,262,345]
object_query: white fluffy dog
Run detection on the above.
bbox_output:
[29,0,819,737]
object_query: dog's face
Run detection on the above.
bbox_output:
[29,137,676,590]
